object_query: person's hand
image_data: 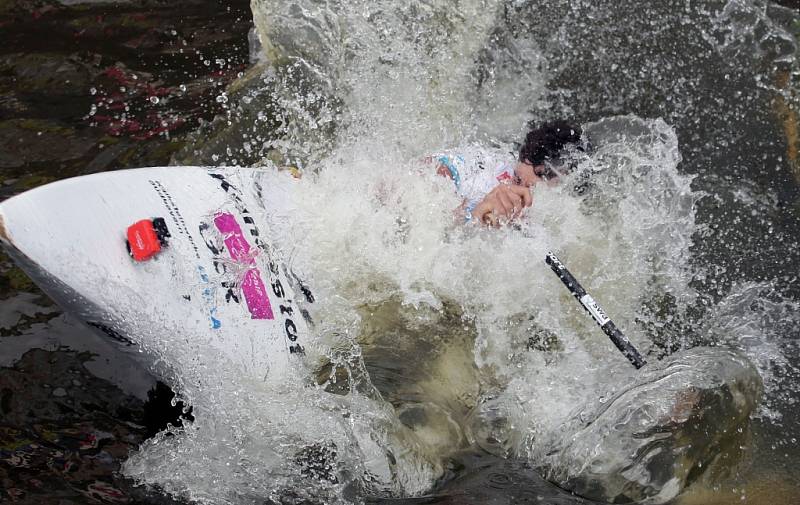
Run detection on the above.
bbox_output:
[471,183,532,226]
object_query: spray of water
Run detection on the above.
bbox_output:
[123,0,800,503]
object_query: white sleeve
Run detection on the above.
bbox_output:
[432,145,499,204]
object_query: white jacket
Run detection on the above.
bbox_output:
[432,144,517,210]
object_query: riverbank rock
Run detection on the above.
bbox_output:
[0,1,252,503]
[536,347,762,504]
[0,119,96,169]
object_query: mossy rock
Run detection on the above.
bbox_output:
[173,60,339,168]
[0,52,99,98]
[0,119,96,169]
[6,266,34,292]
[145,139,186,164]
[15,118,71,135]
[16,174,57,190]
[0,250,52,306]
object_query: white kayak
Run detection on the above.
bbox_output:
[0,166,313,383]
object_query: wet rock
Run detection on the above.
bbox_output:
[773,69,799,188]
[466,395,524,459]
[0,0,55,18]
[398,402,465,455]
[0,0,252,181]
[0,118,96,169]
[140,381,193,439]
[0,349,193,504]
[0,349,143,426]
[2,262,34,292]
[0,295,59,337]
[369,452,600,505]
[0,51,100,122]
[356,295,481,421]
[170,62,283,167]
[172,56,340,168]
[535,347,762,504]
[0,1,255,500]
[172,63,318,166]
[0,91,31,116]
[0,250,58,333]
[773,0,799,9]
[1,52,99,97]
[0,349,146,502]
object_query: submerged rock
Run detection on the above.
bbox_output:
[534,347,762,504]
[368,452,600,505]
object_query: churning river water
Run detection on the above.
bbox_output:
[3,1,800,504]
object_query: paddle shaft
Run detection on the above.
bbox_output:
[545,252,646,369]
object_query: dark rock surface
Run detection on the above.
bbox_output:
[0,349,190,504]
[0,0,251,199]
[1,1,797,504]
[0,0,251,502]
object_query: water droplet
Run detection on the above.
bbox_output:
[149,96,160,104]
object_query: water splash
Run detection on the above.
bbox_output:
[122,0,800,503]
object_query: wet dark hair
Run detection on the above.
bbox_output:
[518,120,583,166]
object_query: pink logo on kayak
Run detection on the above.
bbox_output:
[213,212,274,320]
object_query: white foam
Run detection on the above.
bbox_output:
[122,0,800,502]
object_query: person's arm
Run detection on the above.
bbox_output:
[429,150,532,226]
[469,183,532,226]
[426,148,532,226]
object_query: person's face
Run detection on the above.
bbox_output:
[514,161,546,187]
